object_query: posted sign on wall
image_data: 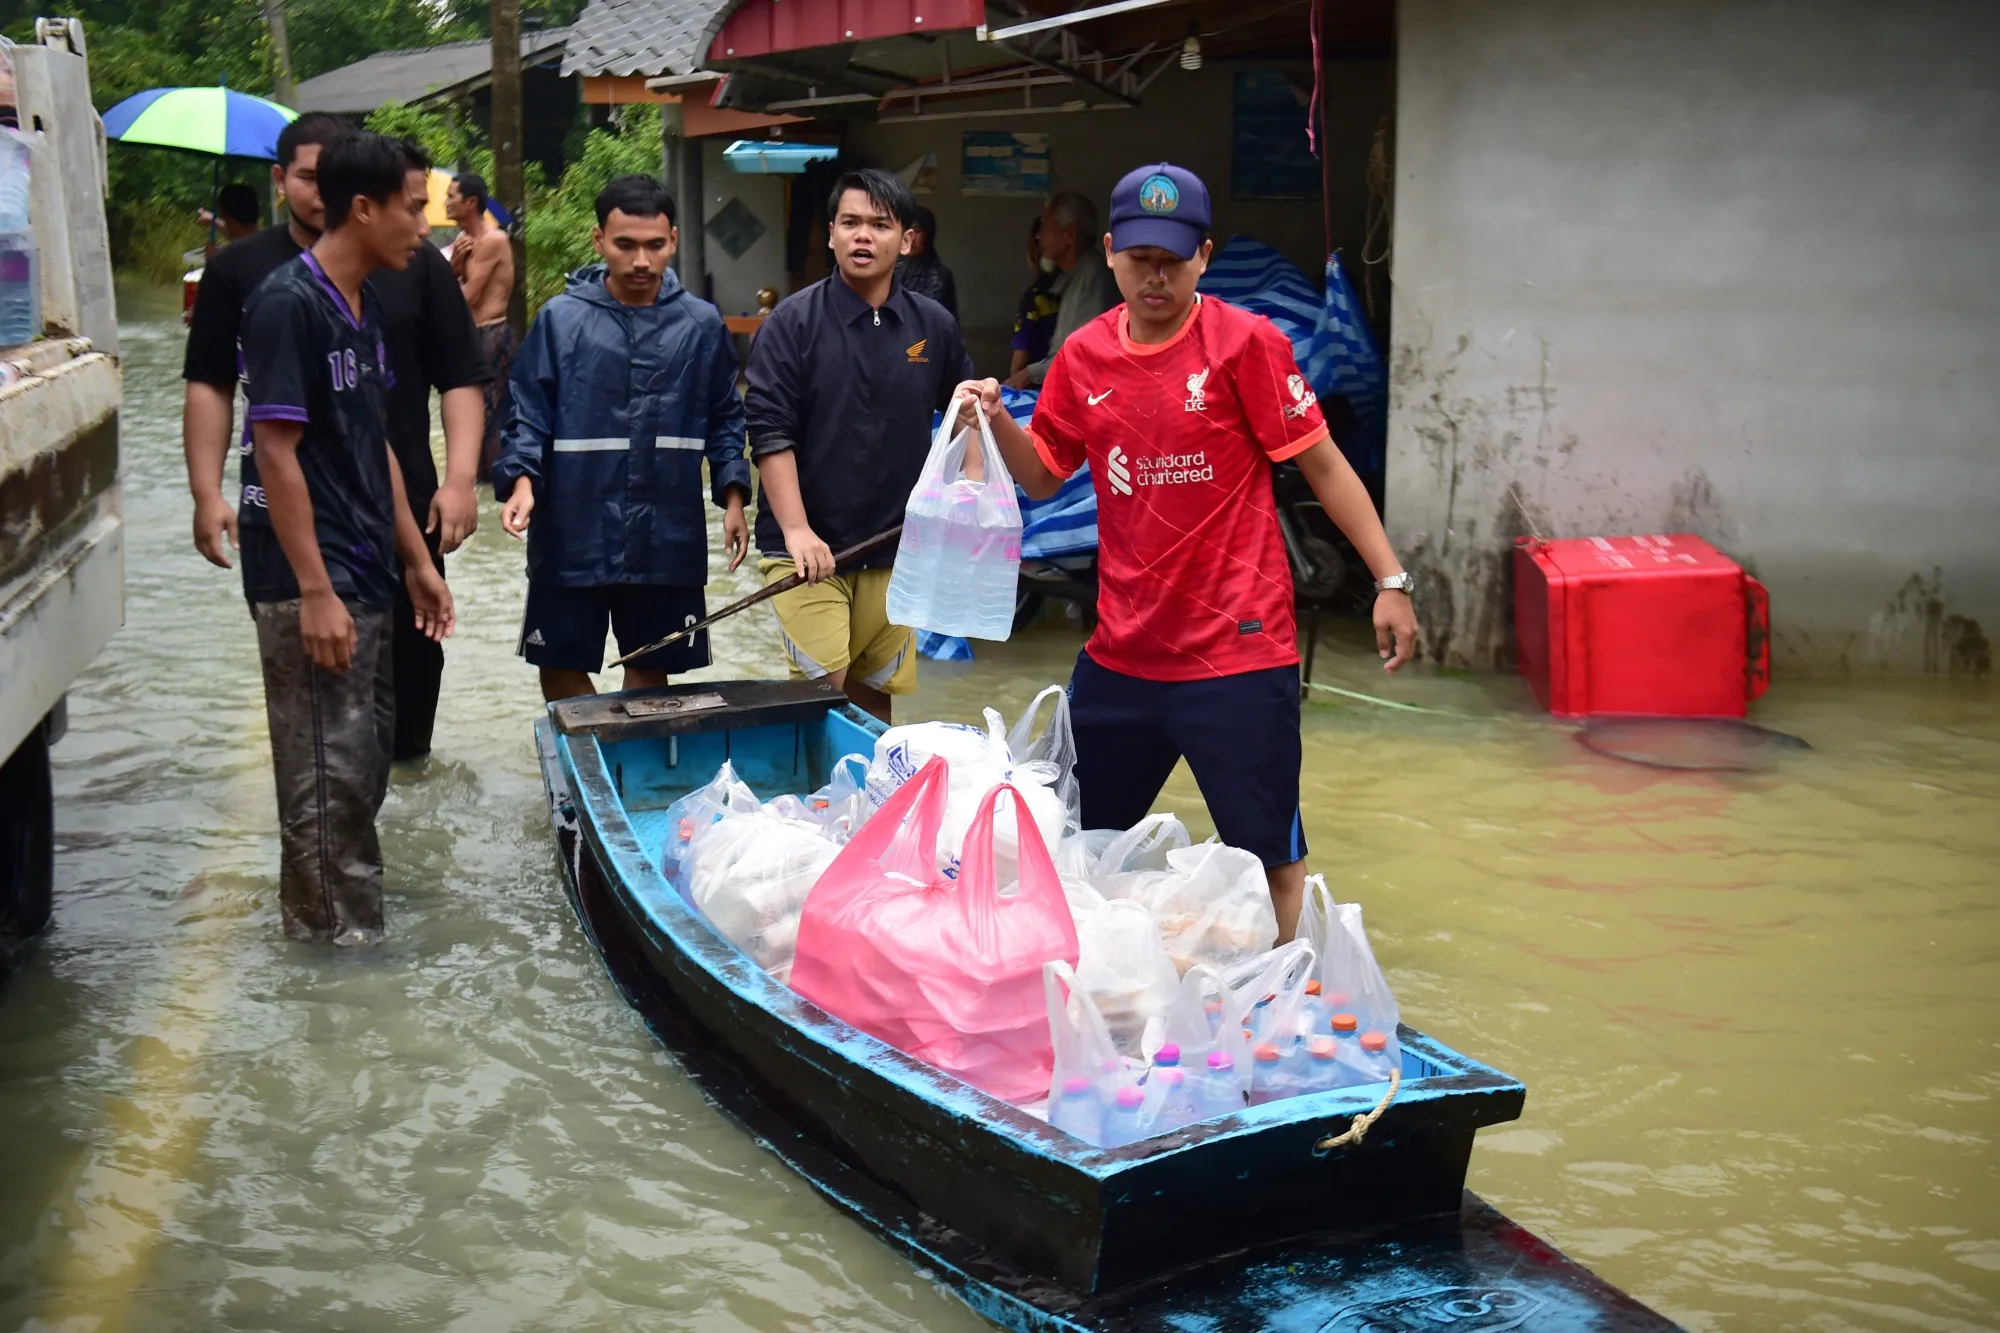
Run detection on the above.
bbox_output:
[962,132,1051,196]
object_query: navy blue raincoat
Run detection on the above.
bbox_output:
[494,265,751,587]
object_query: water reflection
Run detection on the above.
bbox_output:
[0,289,1995,1332]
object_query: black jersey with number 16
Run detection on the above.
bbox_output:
[238,252,400,609]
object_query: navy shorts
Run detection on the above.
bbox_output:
[1068,651,1307,869]
[518,583,710,674]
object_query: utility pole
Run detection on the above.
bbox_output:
[490,0,527,330]
[264,0,297,106]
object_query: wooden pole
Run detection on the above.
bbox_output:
[490,0,527,330]
[264,0,297,106]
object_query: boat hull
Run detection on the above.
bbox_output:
[532,694,1681,1331]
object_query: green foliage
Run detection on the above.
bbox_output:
[364,101,490,176]
[522,105,661,313]
[117,196,208,284]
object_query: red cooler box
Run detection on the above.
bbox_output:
[1514,533,1770,718]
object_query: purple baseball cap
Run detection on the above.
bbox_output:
[1108,163,1212,259]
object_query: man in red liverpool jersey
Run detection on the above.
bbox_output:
[959,162,1420,938]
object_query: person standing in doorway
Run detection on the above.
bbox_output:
[1006,190,1119,389]
[447,172,517,481]
[894,205,958,319]
[239,132,454,946]
[182,115,488,765]
[744,168,972,723]
[962,163,1420,939]
[494,174,750,703]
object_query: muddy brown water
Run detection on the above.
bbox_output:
[2,290,1996,1332]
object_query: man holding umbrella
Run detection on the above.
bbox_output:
[182,113,491,761]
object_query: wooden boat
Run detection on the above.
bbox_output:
[535,680,1681,1331]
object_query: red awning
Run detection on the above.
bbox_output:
[708,0,986,62]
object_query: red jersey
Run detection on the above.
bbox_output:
[1031,295,1330,681]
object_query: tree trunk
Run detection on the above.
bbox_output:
[490,0,527,330]
[264,0,297,106]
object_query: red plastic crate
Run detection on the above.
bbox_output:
[1514,533,1770,718]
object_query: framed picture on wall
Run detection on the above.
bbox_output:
[961,132,1051,196]
[1232,70,1322,200]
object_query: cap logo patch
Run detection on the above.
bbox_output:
[1139,174,1180,215]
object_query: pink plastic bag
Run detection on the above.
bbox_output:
[791,755,1080,1103]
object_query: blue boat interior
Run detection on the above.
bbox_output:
[559,695,1526,1174]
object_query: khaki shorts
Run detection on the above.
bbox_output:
[760,559,919,695]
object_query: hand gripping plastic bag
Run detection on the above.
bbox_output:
[660,761,761,890]
[791,757,1080,1103]
[865,711,1066,879]
[1061,876,1181,1057]
[1101,839,1278,975]
[886,392,1023,641]
[1298,876,1402,1083]
[685,808,841,983]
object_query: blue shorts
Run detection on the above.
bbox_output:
[518,583,709,674]
[1068,651,1307,869]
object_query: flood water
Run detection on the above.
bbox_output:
[2,289,1996,1332]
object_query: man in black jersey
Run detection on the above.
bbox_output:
[240,132,454,946]
[182,114,488,761]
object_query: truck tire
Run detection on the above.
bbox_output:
[0,726,55,976]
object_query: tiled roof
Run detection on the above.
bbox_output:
[295,28,572,113]
[561,0,731,77]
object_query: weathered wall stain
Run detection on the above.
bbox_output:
[1866,571,1993,676]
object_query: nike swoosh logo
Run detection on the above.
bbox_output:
[1087,389,1114,405]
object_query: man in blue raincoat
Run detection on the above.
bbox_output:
[495,174,752,702]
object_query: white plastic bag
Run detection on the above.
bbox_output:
[685,808,841,983]
[1062,876,1182,1057]
[1101,839,1277,975]
[1006,685,1080,836]
[1044,960,1136,1145]
[886,392,1023,640]
[1092,814,1192,877]
[660,761,761,889]
[865,710,1065,877]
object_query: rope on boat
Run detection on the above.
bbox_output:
[1302,681,1449,715]
[1313,1067,1401,1153]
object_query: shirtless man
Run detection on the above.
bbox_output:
[446,172,516,479]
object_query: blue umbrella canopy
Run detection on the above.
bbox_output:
[101,86,299,161]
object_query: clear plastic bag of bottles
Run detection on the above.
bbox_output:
[1298,875,1402,1085]
[886,392,1023,641]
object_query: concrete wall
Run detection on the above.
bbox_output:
[698,137,789,320]
[839,59,1394,373]
[1387,0,2000,675]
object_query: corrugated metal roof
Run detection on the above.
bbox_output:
[295,28,573,113]
[561,0,733,77]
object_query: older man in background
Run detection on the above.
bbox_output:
[1007,190,1120,389]
[447,172,517,480]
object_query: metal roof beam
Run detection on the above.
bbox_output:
[978,0,1181,44]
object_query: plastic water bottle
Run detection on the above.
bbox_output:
[1195,1051,1243,1120]
[1153,1041,1181,1069]
[1299,1036,1343,1094]
[1355,1030,1397,1085]
[1298,980,1327,1037]
[1101,1084,1148,1147]
[1143,1066,1198,1134]
[0,231,38,347]
[1248,1042,1285,1105]
[1050,1075,1104,1145]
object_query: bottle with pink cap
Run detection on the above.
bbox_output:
[1101,1084,1149,1147]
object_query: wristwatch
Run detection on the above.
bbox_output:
[1375,571,1415,595]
